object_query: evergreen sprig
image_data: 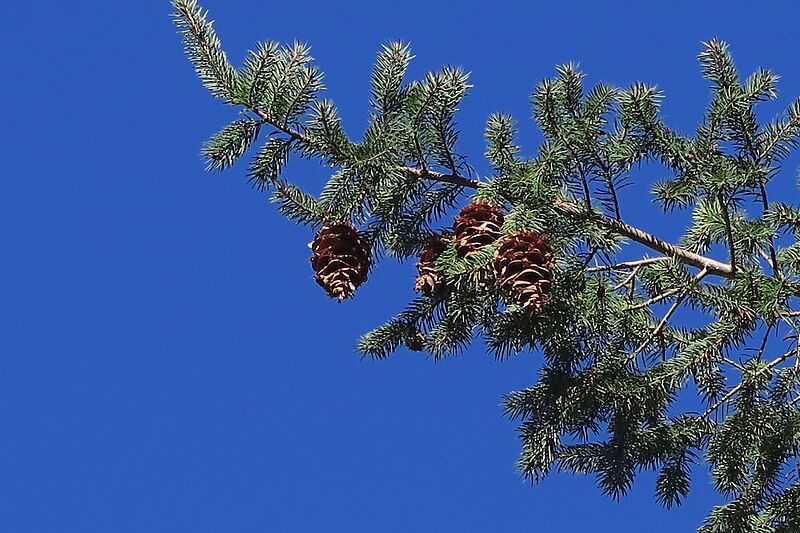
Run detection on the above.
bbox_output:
[172,0,238,102]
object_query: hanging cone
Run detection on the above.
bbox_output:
[405,331,427,352]
[453,201,505,258]
[494,231,554,315]
[414,234,451,298]
[310,221,370,301]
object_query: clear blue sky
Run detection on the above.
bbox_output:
[3,1,800,531]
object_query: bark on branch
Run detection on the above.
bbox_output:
[411,168,735,279]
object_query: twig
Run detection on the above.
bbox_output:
[755,324,772,362]
[562,137,593,211]
[758,183,780,273]
[722,358,746,371]
[759,248,777,270]
[613,266,641,291]
[627,299,684,365]
[580,246,601,272]
[718,191,737,274]
[640,300,683,360]
[627,287,682,311]
[703,348,797,418]
[586,257,669,272]
[402,166,482,189]
[735,107,779,275]
[626,268,709,365]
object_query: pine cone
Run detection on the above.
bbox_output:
[453,201,504,258]
[405,331,427,352]
[494,231,554,315]
[414,234,450,298]
[310,221,370,301]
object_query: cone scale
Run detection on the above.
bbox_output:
[452,201,505,258]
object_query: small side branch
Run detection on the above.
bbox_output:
[563,138,593,211]
[703,348,797,418]
[627,287,682,311]
[612,266,641,291]
[626,268,709,365]
[403,166,482,189]
[627,297,685,365]
[758,183,780,274]
[586,257,669,272]
[718,191,737,274]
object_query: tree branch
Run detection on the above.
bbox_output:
[554,199,734,278]
[586,257,669,272]
[612,266,641,291]
[758,182,780,274]
[702,348,797,418]
[408,167,735,278]
[240,109,735,280]
[626,267,709,365]
[402,166,482,188]
[627,286,683,311]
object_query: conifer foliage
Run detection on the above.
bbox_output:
[173,2,800,529]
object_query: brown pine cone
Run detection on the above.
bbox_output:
[494,231,554,315]
[405,331,427,352]
[453,201,505,258]
[414,234,451,298]
[310,221,370,301]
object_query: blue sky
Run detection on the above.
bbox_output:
[3,1,800,531]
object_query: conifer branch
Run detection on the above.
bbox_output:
[586,257,669,272]
[627,286,683,311]
[410,167,735,277]
[410,170,732,276]
[562,136,593,211]
[702,348,797,418]
[628,297,685,365]
[759,184,780,273]
[588,145,623,219]
[251,108,306,142]
[627,267,709,365]
[172,0,238,102]
[612,266,642,291]
[402,166,482,188]
[173,14,800,525]
[229,66,736,281]
[555,201,734,278]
